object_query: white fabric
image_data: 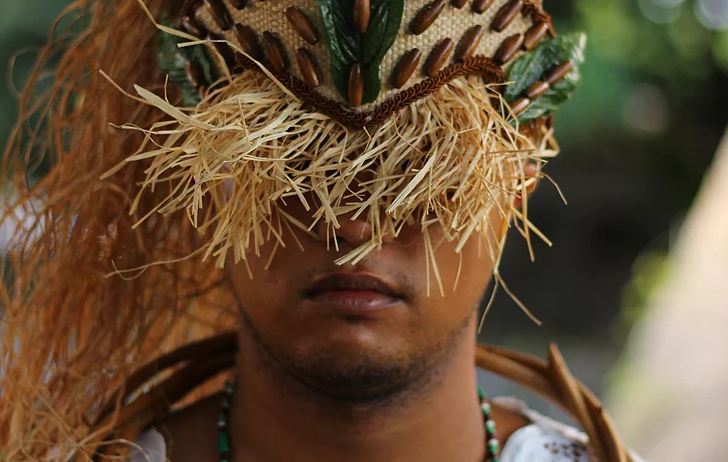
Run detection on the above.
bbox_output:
[128,396,644,462]
[501,425,590,461]
[128,428,166,462]
[494,397,592,461]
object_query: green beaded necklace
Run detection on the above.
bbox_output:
[216,380,500,462]
[479,387,501,462]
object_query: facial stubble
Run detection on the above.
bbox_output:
[238,304,476,413]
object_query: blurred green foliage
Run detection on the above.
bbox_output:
[618,250,672,335]
[559,0,728,141]
[488,0,727,345]
[0,0,67,145]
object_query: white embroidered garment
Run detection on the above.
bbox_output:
[128,397,643,462]
[494,397,592,461]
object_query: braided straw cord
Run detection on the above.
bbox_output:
[83,333,633,461]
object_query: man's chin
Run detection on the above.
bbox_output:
[282,349,432,403]
[240,306,474,404]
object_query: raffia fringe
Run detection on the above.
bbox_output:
[107,69,552,283]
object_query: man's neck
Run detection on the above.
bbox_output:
[230,327,485,462]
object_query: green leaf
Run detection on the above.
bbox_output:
[317,0,404,104]
[156,15,217,106]
[505,32,587,122]
[361,0,404,102]
[318,0,357,99]
[186,45,216,85]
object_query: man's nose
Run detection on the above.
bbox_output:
[316,212,372,248]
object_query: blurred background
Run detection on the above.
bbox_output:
[2,0,728,460]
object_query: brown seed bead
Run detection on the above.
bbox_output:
[208,32,237,69]
[472,0,494,14]
[391,48,422,88]
[510,96,530,115]
[285,7,320,45]
[545,61,574,84]
[204,0,233,31]
[456,25,485,61]
[230,0,248,8]
[296,48,323,88]
[261,31,289,73]
[353,0,371,33]
[491,0,523,32]
[348,63,364,107]
[424,37,454,77]
[526,80,549,98]
[494,33,523,64]
[523,21,549,50]
[410,0,446,35]
[234,24,262,61]
[451,0,468,8]
[186,0,203,19]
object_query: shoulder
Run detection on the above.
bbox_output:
[128,393,221,462]
[493,397,647,462]
[493,397,592,462]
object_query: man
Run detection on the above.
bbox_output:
[0,0,635,460]
[154,184,533,461]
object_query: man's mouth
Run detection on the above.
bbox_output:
[304,272,405,313]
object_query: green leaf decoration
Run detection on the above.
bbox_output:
[505,32,587,123]
[316,0,404,104]
[157,16,217,106]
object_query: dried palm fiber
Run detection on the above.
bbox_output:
[84,333,637,462]
[0,0,238,460]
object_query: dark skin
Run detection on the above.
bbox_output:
[159,166,539,462]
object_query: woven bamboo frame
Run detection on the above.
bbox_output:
[85,332,634,461]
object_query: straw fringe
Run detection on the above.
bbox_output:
[109,70,555,283]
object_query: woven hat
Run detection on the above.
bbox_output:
[120,0,586,272]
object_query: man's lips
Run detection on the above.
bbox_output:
[304,272,405,313]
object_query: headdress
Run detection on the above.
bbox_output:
[118,0,586,278]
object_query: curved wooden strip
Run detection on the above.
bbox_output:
[94,332,237,425]
[86,354,236,461]
[547,344,608,461]
[475,346,557,400]
[479,343,549,372]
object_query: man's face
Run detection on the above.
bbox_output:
[226,193,507,401]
